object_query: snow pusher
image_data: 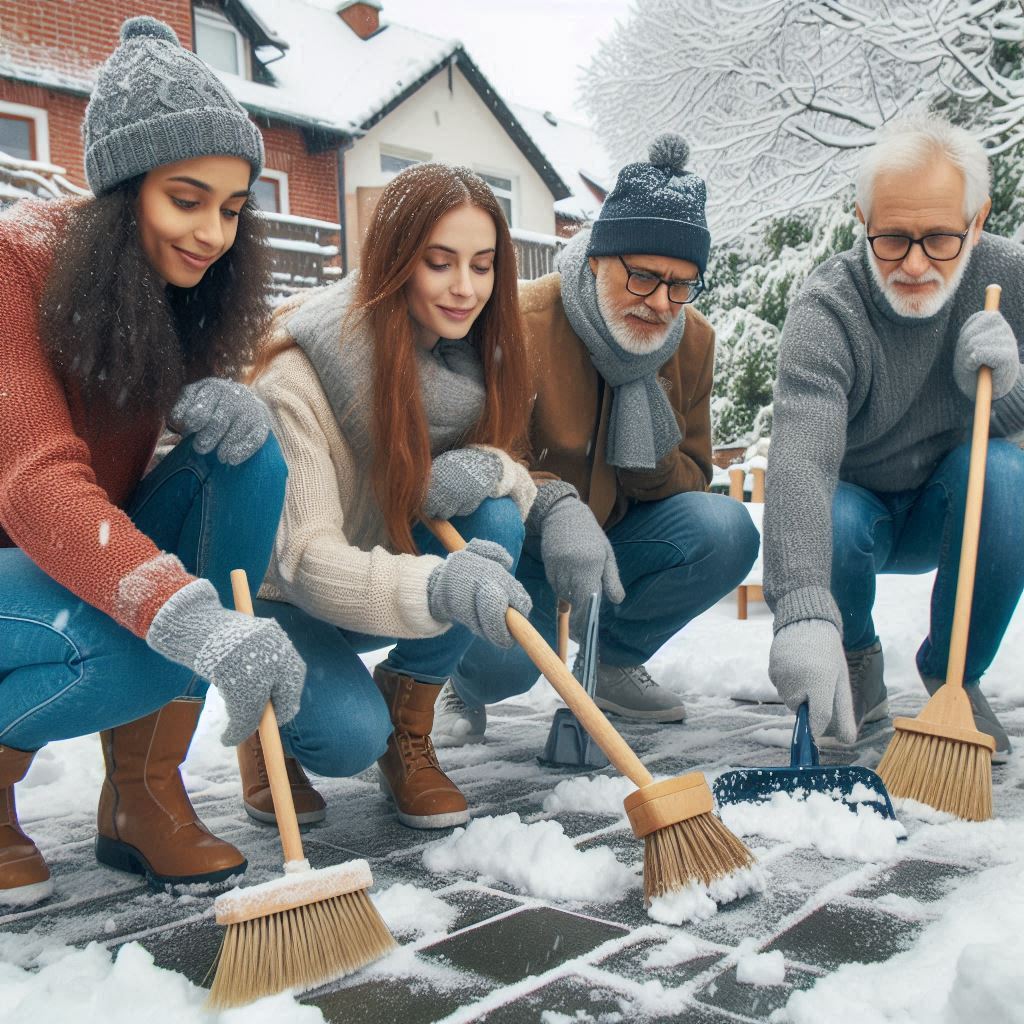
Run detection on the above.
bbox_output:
[713,701,900,824]
[539,592,608,770]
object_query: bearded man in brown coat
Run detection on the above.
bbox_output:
[434,135,759,742]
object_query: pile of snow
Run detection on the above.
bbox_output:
[421,813,636,901]
[541,774,634,817]
[646,865,767,925]
[736,941,786,986]
[719,790,907,861]
[643,933,703,968]
[775,858,1024,1023]
[0,940,322,1024]
[370,883,457,939]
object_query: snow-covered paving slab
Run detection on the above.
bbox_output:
[4,572,1022,1022]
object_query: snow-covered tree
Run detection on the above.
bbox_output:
[583,0,1024,241]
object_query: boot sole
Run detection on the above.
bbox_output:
[242,801,327,826]
[377,774,469,830]
[594,698,686,723]
[95,835,247,888]
[0,877,54,907]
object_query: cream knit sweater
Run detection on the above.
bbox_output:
[254,345,536,639]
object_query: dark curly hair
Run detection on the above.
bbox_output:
[39,179,272,418]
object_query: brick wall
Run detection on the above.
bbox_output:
[259,122,339,223]
[0,79,86,183]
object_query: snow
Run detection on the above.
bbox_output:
[370,883,457,939]
[646,866,768,925]
[541,774,634,817]
[719,790,907,862]
[735,943,786,986]
[421,813,636,902]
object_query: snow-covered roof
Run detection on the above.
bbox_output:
[511,105,616,222]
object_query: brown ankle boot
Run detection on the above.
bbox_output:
[1,745,53,906]
[236,732,326,825]
[374,666,468,829]
[96,699,247,887]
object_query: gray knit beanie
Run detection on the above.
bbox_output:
[588,133,710,273]
[83,16,264,195]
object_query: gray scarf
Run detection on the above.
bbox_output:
[284,274,486,460]
[559,228,684,469]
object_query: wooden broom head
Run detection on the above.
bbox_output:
[623,772,713,839]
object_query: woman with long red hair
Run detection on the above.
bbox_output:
[245,163,536,829]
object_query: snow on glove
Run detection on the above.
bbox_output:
[768,619,855,744]
[953,311,1022,400]
[168,377,271,466]
[426,538,533,648]
[146,579,306,746]
[423,447,504,520]
[528,481,624,640]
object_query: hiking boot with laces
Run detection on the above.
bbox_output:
[236,732,327,825]
[373,666,469,829]
[821,641,889,747]
[921,672,1011,763]
[583,659,686,723]
[432,680,486,748]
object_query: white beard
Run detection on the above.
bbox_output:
[869,237,975,318]
[595,274,680,354]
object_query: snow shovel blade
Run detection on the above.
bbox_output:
[713,702,900,823]
[538,593,608,770]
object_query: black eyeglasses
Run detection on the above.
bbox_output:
[619,256,705,304]
[866,229,970,262]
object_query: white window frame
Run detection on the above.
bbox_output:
[0,99,50,164]
[194,7,250,80]
[379,143,432,179]
[254,168,289,215]
[475,168,517,227]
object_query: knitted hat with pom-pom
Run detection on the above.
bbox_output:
[83,16,264,195]
[588,133,710,272]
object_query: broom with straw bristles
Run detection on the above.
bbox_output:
[425,519,754,903]
[206,569,397,1009]
[876,284,1002,821]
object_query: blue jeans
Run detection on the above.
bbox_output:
[256,496,525,773]
[0,435,287,751]
[452,491,761,706]
[831,439,1024,684]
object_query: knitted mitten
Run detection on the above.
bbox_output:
[168,378,271,466]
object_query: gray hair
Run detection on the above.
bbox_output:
[855,114,990,223]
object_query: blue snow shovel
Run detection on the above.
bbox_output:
[713,702,900,823]
[538,593,609,770]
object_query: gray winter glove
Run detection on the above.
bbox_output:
[168,377,271,466]
[426,539,533,647]
[528,482,624,640]
[146,579,306,746]
[954,311,1022,400]
[423,447,504,520]
[768,620,855,744]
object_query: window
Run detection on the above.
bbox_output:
[477,171,514,224]
[379,145,431,178]
[194,8,249,78]
[0,100,49,163]
[251,170,289,214]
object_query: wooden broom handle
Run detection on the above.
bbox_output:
[944,284,1000,691]
[426,518,653,787]
[230,569,306,865]
[557,600,570,662]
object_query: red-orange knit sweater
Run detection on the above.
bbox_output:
[0,198,194,638]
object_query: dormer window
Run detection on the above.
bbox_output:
[194,8,250,79]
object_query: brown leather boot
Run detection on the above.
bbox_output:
[96,699,247,887]
[236,732,326,825]
[1,745,53,906]
[374,665,469,829]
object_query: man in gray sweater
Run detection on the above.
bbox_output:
[765,114,1024,759]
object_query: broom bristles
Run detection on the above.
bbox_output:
[877,728,992,821]
[643,811,755,903]
[207,886,396,1008]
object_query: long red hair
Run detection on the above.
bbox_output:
[356,164,530,553]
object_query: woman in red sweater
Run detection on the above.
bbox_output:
[0,17,306,906]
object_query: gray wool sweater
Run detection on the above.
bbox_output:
[764,232,1024,634]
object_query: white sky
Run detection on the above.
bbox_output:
[379,0,632,125]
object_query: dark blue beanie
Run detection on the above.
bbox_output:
[587,134,710,273]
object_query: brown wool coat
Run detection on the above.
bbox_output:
[519,272,715,530]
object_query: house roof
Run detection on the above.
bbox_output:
[511,104,616,222]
